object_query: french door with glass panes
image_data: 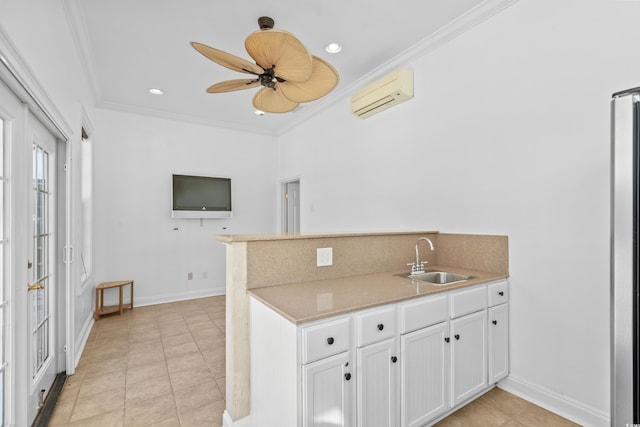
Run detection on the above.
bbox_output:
[26,111,58,425]
[0,77,61,426]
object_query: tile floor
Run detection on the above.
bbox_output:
[49,295,579,427]
[49,296,227,427]
[433,387,580,427]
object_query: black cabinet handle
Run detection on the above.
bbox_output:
[492,320,498,325]
[498,291,504,296]
[377,323,384,331]
[454,334,460,340]
[344,373,351,381]
[444,337,450,343]
[391,356,398,363]
[327,337,334,345]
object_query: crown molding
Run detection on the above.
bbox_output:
[99,100,278,137]
[277,0,521,136]
[62,0,103,104]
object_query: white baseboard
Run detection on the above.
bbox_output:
[128,287,226,308]
[74,311,94,368]
[222,410,251,427]
[498,375,609,427]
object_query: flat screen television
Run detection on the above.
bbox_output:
[172,174,232,219]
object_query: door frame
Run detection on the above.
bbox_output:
[0,33,74,426]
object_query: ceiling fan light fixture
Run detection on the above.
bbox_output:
[325,42,342,54]
[148,88,165,95]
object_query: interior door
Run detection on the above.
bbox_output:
[26,111,58,424]
[283,180,300,233]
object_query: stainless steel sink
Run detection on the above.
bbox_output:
[397,271,473,285]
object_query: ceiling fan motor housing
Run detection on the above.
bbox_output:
[258,16,274,30]
[259,71,277,89]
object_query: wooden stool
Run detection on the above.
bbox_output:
[95,280,134,320]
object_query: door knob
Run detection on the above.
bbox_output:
[27,284,44,291]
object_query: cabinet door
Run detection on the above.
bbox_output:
[302,351,355,427]
[450,309,487,407]
[357,338,399,427]
[488,303,509,384]
[400,321,449,427]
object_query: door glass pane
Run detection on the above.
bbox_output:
[31,143,50,377]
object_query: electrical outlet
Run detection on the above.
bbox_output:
[202,272,208,279]
[317,247,333,267]
[188,272,193,280]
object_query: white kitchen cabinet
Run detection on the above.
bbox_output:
[249,298,354,427]
[487,281,508,307]
[450,309,488,407]
[303,350,355,427]
[400,321,450,427]
[488,303,509,384]
[356,305,397,347]
[356,338,399,427]
[249,279,509,427]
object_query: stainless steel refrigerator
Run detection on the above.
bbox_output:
[612,87,640,425]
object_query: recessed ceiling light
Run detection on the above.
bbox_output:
[148,88,165,95]
[325,42,342,54]
[254,109,265,116]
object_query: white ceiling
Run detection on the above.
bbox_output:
[66,0,513,136]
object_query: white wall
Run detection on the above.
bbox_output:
[93,109,278,304]
[278,0,640,424]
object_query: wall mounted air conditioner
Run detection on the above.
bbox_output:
[350,69,414,119]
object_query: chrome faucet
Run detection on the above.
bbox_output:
[407,237,434,275]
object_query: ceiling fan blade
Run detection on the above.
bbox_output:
[245,29,312,83]
[279,56,339,103]
[206,79,260,93]
[191,41,264,75]
[253,87,299,113]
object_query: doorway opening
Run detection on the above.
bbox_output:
[281,179,300,233]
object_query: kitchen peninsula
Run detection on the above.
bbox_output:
[216,231,509,426]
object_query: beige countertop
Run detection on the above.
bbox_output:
[216,230,439,243]
[248,265,508,324]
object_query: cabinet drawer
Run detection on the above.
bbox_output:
[488,281,509,307]
[399,294,448,334]
[301,316,351,364]
[356,306,396,347]
[449,286,487,318]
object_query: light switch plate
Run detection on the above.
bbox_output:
[317,247,333,267]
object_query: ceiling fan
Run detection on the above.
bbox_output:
[191,16,339,113]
